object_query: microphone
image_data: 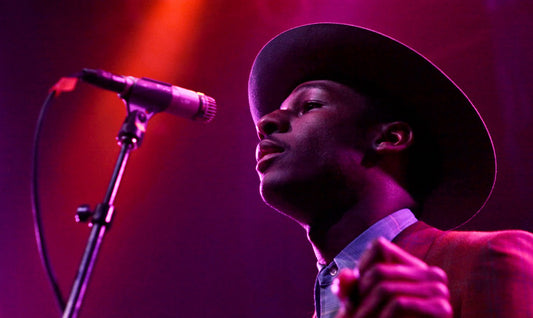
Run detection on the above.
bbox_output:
[79,68,216,122]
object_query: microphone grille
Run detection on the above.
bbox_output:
[195,93,217,122]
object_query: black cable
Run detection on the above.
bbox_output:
[31,90,66,312]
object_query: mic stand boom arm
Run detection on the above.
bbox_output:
[62,108,152,318]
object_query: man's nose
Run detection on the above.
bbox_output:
[256,109,292,139]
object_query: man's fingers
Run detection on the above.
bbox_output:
[366,281,449,304]
[378,296,452,318]
[355,281,451,318]
[359,263,448,296]
[332,269,360,301]
[359,237,427,274]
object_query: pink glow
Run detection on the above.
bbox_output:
[0,1,532,317]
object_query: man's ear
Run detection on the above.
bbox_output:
[373,121,414,153]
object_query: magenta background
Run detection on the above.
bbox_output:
[1,1,532,317]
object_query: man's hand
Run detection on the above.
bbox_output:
[332,237,452,318]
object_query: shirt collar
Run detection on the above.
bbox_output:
[317,208,418,271]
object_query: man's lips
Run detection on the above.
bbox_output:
[256,139,285,172]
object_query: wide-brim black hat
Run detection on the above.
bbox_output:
[248,23,496,230]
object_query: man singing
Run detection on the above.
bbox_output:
[248,23,533,317]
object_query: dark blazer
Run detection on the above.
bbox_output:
[393,221,533,317]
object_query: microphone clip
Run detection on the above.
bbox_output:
[117,108,151,149]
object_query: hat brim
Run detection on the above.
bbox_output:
[248,23,496,230]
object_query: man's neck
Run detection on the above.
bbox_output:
[306,189,416,265]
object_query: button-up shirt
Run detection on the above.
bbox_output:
[314,209,418,318]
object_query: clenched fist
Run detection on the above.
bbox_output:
[332,237,452,318]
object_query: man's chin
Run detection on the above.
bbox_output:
[259,182,315,227]
[259,171,295,202]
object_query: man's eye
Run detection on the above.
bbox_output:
[301,101,323,113]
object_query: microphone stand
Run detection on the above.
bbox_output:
[62,109,152,318]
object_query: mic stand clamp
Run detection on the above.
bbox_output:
[62,107,153,318]
[118,108,153,149]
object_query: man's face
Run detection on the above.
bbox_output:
[255,80,376,225]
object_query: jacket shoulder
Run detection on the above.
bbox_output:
[425,228,533,274]
[429,228,533,317]
[434,228,533,259]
